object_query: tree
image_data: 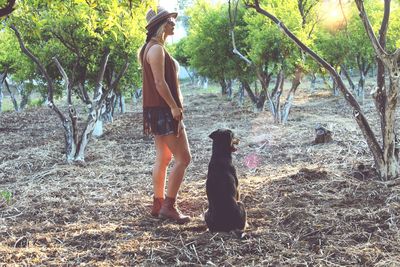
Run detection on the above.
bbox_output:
[171,38,196,84]
[230,0,312,123]
[185,1,247,95]
[0,28,37,112]
[245,0,400,180]
[1,0,25,111]
[6,0,153,163]
[313,1,381,99]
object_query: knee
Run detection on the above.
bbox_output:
[177,152,191,168]
[158,154,172,166]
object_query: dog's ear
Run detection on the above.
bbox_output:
[228,130,234,141]
[209,129,220,140]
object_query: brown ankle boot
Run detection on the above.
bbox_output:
[151,197,164,217]
[158,197,190,224]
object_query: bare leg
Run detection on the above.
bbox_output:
[153,137,173,198]
[156,128,191,198]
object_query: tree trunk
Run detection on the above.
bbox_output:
[246,0,399,179]
[379,68,400,179]
[119,94,125,113]
[0,83,3,112]
[13,24,111,164]
[331,75,339,96]
[102,90,115,123]
[100,58,129,123]
[356,56,366,99]
[238,81,245,105]
[4,79,19,112]
[255,69,272,111]
[282,68,302,123]
[323,74,339,96]
[226,79,233,99]
[18,83,30,110]
[184,66,194,84]
[219,79,228,95]
[0,78,3,113]
[75,49,110,161]
[310,73,317,93]
[75,107,102,160]
[52,57,79,162]
[268,70,284,123]
[357,0,399,179]
[357,71,365,101]
[132,88,142,105]
[321,75,332,91]
[242,80,257,105]
[341,65,356,92]
[0,70,9,112]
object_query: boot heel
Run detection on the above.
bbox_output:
[158,197,190,224]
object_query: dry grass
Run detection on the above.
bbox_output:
[1,87,400,266]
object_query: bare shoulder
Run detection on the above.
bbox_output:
[147,44,165,63]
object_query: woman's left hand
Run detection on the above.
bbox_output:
[171,107,183,121]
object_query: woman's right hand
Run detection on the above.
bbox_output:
[171,107,183,121]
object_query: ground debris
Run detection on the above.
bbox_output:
[0,89,399,265]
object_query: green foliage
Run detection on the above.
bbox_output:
[310,0,399,75]
[185,1,247,82]
[1,0,155,100]
[244,0,304,77]
[1,99,15,111]
[0,28,36,82]
[28,98,45,107]
[386,2,400,52]
[170,38,189,67]
[0,190,12,204]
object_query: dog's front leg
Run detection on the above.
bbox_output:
[235,201,247,230]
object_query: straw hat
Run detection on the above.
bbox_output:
[146,6,178,30]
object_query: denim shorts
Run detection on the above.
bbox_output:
[143,107,183,136]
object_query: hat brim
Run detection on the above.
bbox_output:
[146,12,178,30]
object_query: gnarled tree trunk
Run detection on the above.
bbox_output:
[0,70,6,112]
[282,68,303,123]
[4,79,18,112]
[11,24,112,164]
[246,0,400,180]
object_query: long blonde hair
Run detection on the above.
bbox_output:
[138,22,167,66]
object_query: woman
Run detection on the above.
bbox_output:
[138,6,191,224]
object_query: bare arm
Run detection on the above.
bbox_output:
[147,44,182,120]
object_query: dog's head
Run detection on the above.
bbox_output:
[209,129,239,153]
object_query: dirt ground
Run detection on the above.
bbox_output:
[1,83,400,266]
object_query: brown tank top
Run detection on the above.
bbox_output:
[142,41,182,108]
[142,41,182,135]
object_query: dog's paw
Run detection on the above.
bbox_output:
[233,230,247,239]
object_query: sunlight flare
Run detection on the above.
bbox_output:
[319,0,351,31]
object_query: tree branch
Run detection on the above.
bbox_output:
[0,0,16,17]
[10,24,67,122]
[246,0,384,166]
[229,0,253,65]
[53,57,72,106]
[355,0,390,61]
[52,31,80,55]
[110,58,129,90]
[93,47,110,103]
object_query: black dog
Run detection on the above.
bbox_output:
[205,129,247,232]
